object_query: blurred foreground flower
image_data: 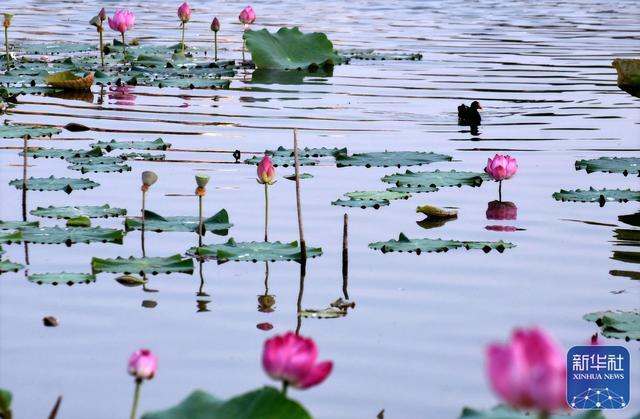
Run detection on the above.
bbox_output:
[128,349,157,419]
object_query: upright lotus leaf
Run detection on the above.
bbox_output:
[336,151,452,168]
[583,310,640,341]
[9,176,100,194]
[382,170,488,189]
[552,188,640,206]
[67,162,132,174]
[332,190,410,209]
[0,231,22,244]
[20,227,124,246]
[90,138,170,152]
[245,27,344,70]
[459,405,604,419]
[141,387,311,419]
[190,238,322,263]
[0,124,62,139]
[244,155,318,167]
[575,157,640,176]
[21,147,102,160]
[31,204,126,219]
[369,233,514,254]
[29,272,96,286]
[267,146,347,158]
[119,152,166,161]
[125,210,233,235]
[92,254,194,275]
[0,260,24,273]
[0,220,39,230]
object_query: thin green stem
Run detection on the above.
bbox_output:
[264,184,269,242]
[214,32,218,61]
[129,379,142,419]
[99,30,104,67]
[198,195,203,247]
[4,26,9,70]
[242,33,245,61]
[181,24,185,54]
[281,381,289,396]
[121,32,127,63]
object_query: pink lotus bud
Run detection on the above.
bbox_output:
[128,349,157,380]
[177,2,191,23]
[238,5,256,26]
[262,331,333,389]
[257,155,276,185]
[99,8,107,21]
[211,17,220,32]
[108,10,135,35]
[486,327,567,413]
[486,200,517,220]
[485,154,517,182]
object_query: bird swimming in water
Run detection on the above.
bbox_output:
[458,101,482,125]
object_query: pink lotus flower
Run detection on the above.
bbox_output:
[257,155,276,185]
[485,154,517,182]
[238,5,256,30]
[177,2,191,23]
[262,332,333,389]
[128,349,157,380]
[486,327,567,413]
[486,200,517,220]
[108,10,135,34]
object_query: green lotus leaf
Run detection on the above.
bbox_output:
[332,190,410,209]
[66,216,91,227]
[552,188,640,206]
[0,231,23,244]
[90,138,170,152]
[575,157,640,176]
[0,220,39,230]
[0,260,24,274]
[125,210,232,235]
[0,388,12,418]
[339,49,423,61]
[0,124,61,139]
[92,254,194,275]
[141,387,311,419]
[119,152,166,161]
[190,238,322,263]
[283,173,314,181]
[65,155,123,165]
[20,227,123,245]
[299,307,347,319]
[332,198,391,209]
[459,405,604,419]
[17,42,96,55]
[245,27,344,70]
[583,310,640,341]
[21,147,102,159]
[387,185,440,194]
[336,151,452,168]
[382,170,488,190]
[267,146,347,158]
[0,246,4,256]
[9,176,100,194]
[244,155,318,167]
[31,204,126,219]
[67,162,132,174]
[369,233,515,254]
[29,272,96,286]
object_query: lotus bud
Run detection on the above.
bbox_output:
[177,2,191,23]
[3,13,13,28]
[128,349,157,380]
[141,171,158,187]
[211,17,220,32]
[238,5,256,26]
[99,8,107,21]
[256,155,276,185]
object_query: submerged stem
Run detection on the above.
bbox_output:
[264,184,269,242]
[129,379,142,419]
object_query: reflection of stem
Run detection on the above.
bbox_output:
[293,129,306,258]
[197,259,207,296]
[214,32,218,61]
[181,24,185,54]
[21,135,27,221]
[295,257,306,335]
[129,379,142,419]
[198,195,203,247]
[99,29,104,67]
[264,261,269,295]
[4,26,9,70]
[121,32,127,63]
[281,381,289,396]
[498,181,502,203]
[264,184,269,242]
[342,213,349,300]
[98,84,105,105]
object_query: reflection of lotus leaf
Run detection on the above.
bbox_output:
[190,238,322,263]
[369,233,514,254]
[584,310,640,341]
[29,272,96,286]
[92,254,194,275]
[125,210,232,235]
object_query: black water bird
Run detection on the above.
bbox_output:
[458,101,482,125]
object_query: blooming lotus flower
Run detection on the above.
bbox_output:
[238,5,256,29]
[486,200,517,220]
[486,327,567,413]
[211,17,220,32]
[485,154,517,182]
[177,2,191,23]
[262,331,333,390]
[257,155,276,185]
[128,349,157,380]
[108,10,135,34]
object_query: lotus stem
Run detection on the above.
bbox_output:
[198,195,203,247]
[281,381,289,396]
[264,183,269,242]
[121,32,127,63]
[181,24,185,54]
[214,32,218,61]
[22,135,27,221]
[242,33,245,62]
[342,213,349,300]
[99,29,104,67]
[141,189,146,257]
[293,128,306,258]
[498,181,502,202]
[4,25,9,70]
[129,379,142,419]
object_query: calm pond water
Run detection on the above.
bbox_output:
[0,0,639,418]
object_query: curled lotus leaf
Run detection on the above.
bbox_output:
[244,155,318,167]
[267,146,347,158]
[44,71,94,91]
[90,138,170,152]
[115,275,148,287]
[66,216,91,227]
[0,259,24,274]
[125,210,232,235]
[416,205,458,219]
[67,162,132,174]
[20,227,124,246]
[31,204,126,219]
[552,188,640,206]
[583,310,640,341]
[336,151,452,168]
[21,147,102,159]
[575,157,640,176]
[92,254,194,275]
[0,124,62,139]
[0,220,39,230]
[189,238,322,263]
[369,233,515,254]
[382,170,488,189]
[29,272,96,286]
[9,176,100,194]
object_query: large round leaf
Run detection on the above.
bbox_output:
[583,310,640,341]
[190,239,322,263]
[9,176,100,194]
[369,233,514,254]
[30,204,126,219]
[92,254,194,275]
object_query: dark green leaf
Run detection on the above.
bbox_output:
[9,176,100,194]
[92,254,194,275]
[0,231,22,244]
[0,388,12,418]
[336,151,452,168]
[125,210,233,235]
[190,238,322,263]
[583,310,640,341]
[369,233,515,254]
[575,157,640,176]
[30,204,126,219]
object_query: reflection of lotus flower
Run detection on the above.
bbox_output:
[128,349,157,380]
[257,155,276,185]
[177,2,191,23]
[108,85,137,104]
[485,225,517,232]
[108,10,135,34]
[486,327,567,413]
[485,154,518,182]
[142,171,158,187]
[257,322,273,331]
[238,5,256,28]
[263,331,333,390]
[486,200,517,220]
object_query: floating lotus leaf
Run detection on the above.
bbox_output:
[20,227,124,245]
[66,216,91,227]
[382,170,488,189]
[583,310,640,341]
[336,151,452,168]
[339,49,423,61]
[575,157,640,176]
[44,71,94,91]
[90,138,170,152]
[17,42,96,55]
[119,152,165,161]
[283,173,314,181]
[332,198,390,209]
[29,272,96,286]
[0,124,61,139]
[92,254,194,275]
[141,387,311,419]
[9,176,100,194]
[21,147,102,159]
[67,162,132,174]
[369,233,514,254]
[267,146,346,158]
[387,185,440,194]
[65,155,123,165]
[0,220,39,230]
[0,231,22,244]
[552,188,640,206]
[459,405,603,419]
[0,260,24,274]
[190,238,322,263]
[244,155,318,167]
[332,190,410,209]
[299,307,347,319]
[125,210,232,235]
[31,204,126,219]
[245,27,344,70]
